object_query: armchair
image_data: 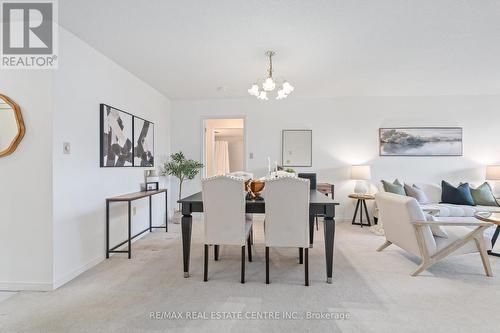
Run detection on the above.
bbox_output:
[375,192,493,277]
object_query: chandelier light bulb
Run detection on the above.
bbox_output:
[282,81,294,94]
[263,77,276,91]
[276,89,287,100]
[258,91,268,100]
[248,84,259,96]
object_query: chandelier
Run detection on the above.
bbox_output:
[248,51,294,100]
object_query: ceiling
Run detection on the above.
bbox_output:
[59,0,500,100]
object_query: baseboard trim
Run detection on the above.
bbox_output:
[0,281,53,291]
[53,255,103,290]
[53,228,155,289]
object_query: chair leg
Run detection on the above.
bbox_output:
[475,236,493,277]
[265,246,270,284]
[316,215,319,231]
[214,245,219,261]
[299,247,303,264]
[247,235,252,262]
[204,244,209,282]
[411,260,430,277]
[377,240,392,252]
[241,246,245,284]
[305,248,309,286]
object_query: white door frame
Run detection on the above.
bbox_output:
[201,116,247,178]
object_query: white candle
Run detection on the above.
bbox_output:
[267,157,271,174]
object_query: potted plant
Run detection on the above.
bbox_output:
[160,151,203,223]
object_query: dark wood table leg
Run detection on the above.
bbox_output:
[352,200,360,224]
[362,199,371,226]
[149,195,152,232]
[165,191,168,232]
[181,210,193,278]
[324,214,335,284]
[128,201,132,259]
[488,226,500,257]
[106,200,110,259]
[214,245,219,261]
[309,214,315,248]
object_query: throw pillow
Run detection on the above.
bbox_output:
[382,179,406,196]
[425,213,448,238]
[470,182,499,207]
[441,181,475,206]
[404,184,430,204]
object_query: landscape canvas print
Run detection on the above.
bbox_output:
[100,104,133,167]
[133,117,154,167]
[379,127,462,156]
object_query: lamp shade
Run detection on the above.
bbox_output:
[351,165,371,180]
[486,165,500,180]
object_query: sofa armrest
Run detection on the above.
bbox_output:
[412,220,492,227]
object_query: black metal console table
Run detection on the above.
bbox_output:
[106,189,167,259]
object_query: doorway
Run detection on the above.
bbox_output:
[203,118,245,178]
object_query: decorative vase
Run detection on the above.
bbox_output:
[354,180,368,194]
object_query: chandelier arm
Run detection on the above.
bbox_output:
[267,51,273,78]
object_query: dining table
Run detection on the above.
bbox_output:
[178,190,340,283]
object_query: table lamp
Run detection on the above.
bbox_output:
[486,165,500,181]
[351,165,371,194]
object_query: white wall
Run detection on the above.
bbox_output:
[171,96,500,220]
[0,71,54,290]
[51,29,172,288]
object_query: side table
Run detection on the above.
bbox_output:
[349,193,375,227]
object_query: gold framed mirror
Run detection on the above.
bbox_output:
[0,94,25,157]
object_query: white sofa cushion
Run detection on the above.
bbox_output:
[420,203,477,217]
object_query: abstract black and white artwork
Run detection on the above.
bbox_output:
[379,127,463,156]
[133,117,154,167]
[100,104,133,167]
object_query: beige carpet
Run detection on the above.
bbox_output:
[0,216,499,333]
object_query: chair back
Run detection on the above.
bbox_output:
[264,177,310,248]
[298,173,317,190]
[227,171,253,181]
[202,175,247,246]
[375,192,436,256]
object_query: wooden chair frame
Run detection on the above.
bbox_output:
[377,220,493,277]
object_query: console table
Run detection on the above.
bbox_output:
[106,189,167,259]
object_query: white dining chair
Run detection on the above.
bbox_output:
[202,175,253,283]
[264,176,311,286]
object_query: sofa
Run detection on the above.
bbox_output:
[372,182,500,241]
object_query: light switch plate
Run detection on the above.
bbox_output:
[63,142,71,154]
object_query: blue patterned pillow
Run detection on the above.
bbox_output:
[441,181,475,206]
